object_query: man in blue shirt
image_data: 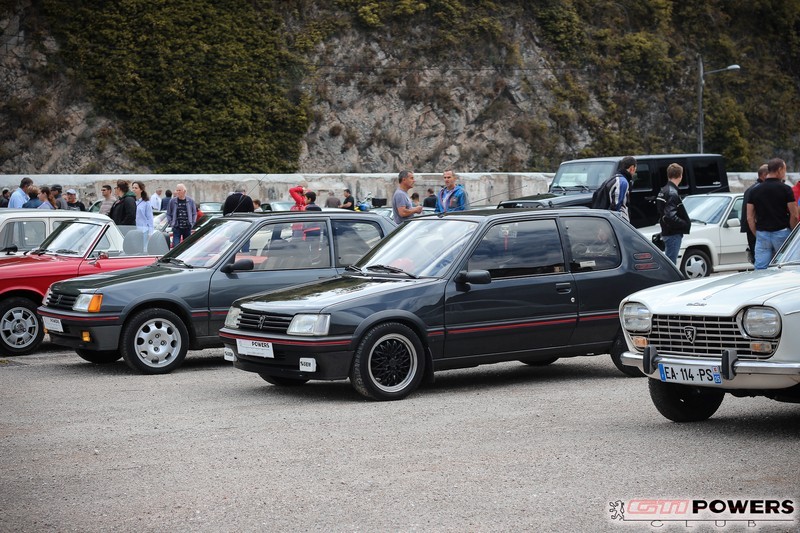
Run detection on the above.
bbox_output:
[8,177,33,208]
[435,170,469,213]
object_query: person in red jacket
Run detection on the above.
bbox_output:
[289,185,307,211]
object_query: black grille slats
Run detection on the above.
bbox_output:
[648,314,776,359]
[238,311,292,333]
[46,292,77,310]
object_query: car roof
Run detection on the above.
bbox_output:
[221,210,397,226]
[560,153,723,165]
[0,209,111,221]
[416,206,602,221]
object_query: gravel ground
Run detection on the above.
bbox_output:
[1,344,798,532]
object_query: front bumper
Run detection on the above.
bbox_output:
[220,330,354,381]
[621,347,800,390]
[38,307,122,351]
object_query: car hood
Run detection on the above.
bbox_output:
[0,253,77,271]
[51,262,182,292]
[237,275,439,313]
[625,268,800,315]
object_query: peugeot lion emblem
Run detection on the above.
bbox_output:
[258,315,268,329]
[684,326,697,344]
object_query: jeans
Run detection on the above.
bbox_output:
[172,226,192,248]
[662,234,682,265]
[754,228,791,269]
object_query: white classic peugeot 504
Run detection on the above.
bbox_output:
[619,229,800,422]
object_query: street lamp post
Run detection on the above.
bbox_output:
[697,55,741,153]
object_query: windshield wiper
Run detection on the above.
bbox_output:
[344,264,364,275]
[365,264,418,279]
[52,248,80,255]
[160,257,191,268]
[776,260,800,268]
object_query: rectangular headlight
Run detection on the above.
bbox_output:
[73,293,103,313]
[621,302,652,332]
[224,307,242,329]
[287,314,330,336]
[742,307,781,338]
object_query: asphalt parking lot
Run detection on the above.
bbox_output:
[2,341,798,532]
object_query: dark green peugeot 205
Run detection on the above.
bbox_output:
[220,208,683,401]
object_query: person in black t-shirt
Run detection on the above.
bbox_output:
[747,158,799,269]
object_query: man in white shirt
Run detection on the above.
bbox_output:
[150,187,163,210]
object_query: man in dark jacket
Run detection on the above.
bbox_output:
[741,164,767,264]
[223,187,255,215]
[109,180,137,226]
[656,163,691,265]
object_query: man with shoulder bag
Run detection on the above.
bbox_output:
[656,163,691,265]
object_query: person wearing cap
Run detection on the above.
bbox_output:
[8,177,33,209]
[50,184,68,209]
[223,186,255,215]
[0,188,9,208]
[64,189,86,211]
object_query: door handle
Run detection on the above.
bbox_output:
[555,282,572,294]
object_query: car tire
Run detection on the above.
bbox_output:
[0,297,44,356]
[76,348,122,364]
[350,322,425,401]
[648,379,724,422]
[610,331,645,377]
[259,374,309,386]
[120,308,189,374]
[680,248,711,278]
[519,357,559,366]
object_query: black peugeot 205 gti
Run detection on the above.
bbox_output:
[220,208,683,400]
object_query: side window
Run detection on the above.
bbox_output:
[332,220,384,267]
[692,160,723,189]
[249,222,331,270]
[631,163,652,191]
[564,217,620,272]
[729,197,743,221]
[467,219,565,279]
[14,220,46,251]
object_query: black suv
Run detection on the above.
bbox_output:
[39,211,396,374]
[499,154,729,228]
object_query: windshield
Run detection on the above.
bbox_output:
[160,218,252,268]
[551,161,616,190]
[682,195,731,224]
[35,220,109,257]
[356,218,478,278]
[771,227,800,266]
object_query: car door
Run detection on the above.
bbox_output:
[207,219,339,334]
[441,218,577,364]
[561,215,625,347]
[718,196,748,266]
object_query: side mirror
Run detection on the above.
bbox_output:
[724,218,740,228]
[2,245,18,255]
[455,270,491,285]
[221,258,254,274]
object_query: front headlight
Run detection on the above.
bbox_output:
[621,302,652,332]
[73,293,103,313]
[742,307,781,338]
[287,314,330,336]
[224,307,242,329]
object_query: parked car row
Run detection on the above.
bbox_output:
[8,199,800,418]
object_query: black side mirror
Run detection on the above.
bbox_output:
[221,258,254,274]
[455,270,491,285]
[2,245,18,255]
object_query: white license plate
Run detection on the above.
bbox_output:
[43,316,63,333]
[658,363,722,385]
[236,339,274,358]
[299,358,316,372]
[223,347,235,362]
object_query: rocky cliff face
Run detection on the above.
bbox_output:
[2,3,571,175]
[297,27,570,174]
[0,6,150,174]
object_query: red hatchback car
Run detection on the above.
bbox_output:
[0,217,168,356]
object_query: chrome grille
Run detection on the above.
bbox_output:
[238,311,292,333]
[46,292,77,310]
[647,314,776,359]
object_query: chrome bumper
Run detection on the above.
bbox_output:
[621,349,800,377]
